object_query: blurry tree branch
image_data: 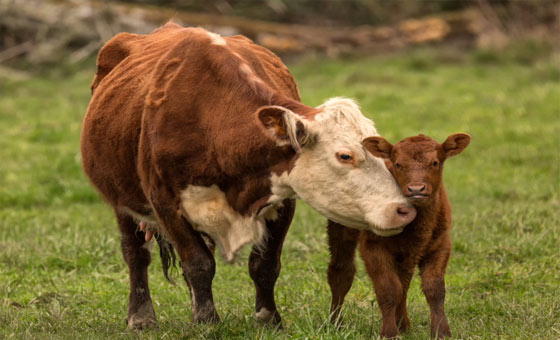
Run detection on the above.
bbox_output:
[0,41,33,63]
[0,0,557,72]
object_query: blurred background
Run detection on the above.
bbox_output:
[0,0,558,73]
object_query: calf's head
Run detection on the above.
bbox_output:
[258,98,416,236]
[362,133,471,207]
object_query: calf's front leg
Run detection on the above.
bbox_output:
[360,239,403,339]
[395,270,414,333]
[419,245,452,339]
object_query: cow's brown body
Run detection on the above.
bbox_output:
[81,23,317,327]
[327,133,470,339]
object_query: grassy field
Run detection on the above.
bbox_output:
[0,46,559,339]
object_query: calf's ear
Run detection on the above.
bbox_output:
[362,136,393,159]
[257,106,310,151]
[442,133,471,158]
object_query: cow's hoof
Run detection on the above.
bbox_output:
[127,303,157,330]
[254,308,282,328]
[193,310,221,324]
[330,313,344,328]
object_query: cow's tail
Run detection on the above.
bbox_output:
[155,232,177,284]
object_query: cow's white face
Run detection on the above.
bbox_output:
[259,98,416,236]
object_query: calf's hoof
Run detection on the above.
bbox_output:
[380,327,399,339]
[254,307,282,327]
[127,303,157,329]
[432,328,452,339]
[398,319,411,333]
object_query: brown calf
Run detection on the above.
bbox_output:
[327,133,471,339]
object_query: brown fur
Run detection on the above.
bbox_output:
[327,133,470,339]
[81,23,317,327]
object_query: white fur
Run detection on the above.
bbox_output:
[273,97,411,232]
[239,63,254,76]
[207,31,226,46]
[180,185,277,263]
[254,307,275,322]
[239,63,264,85]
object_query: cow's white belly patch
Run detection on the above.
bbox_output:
[180,185,271,263]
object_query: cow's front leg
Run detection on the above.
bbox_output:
[248,199,295,326]
[180,230,219,323]
[326,221,359,325]
[116,212,157,329]
[151,194,219,323]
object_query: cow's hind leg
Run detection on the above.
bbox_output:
[249,199,295,326]
[117,212,157,329]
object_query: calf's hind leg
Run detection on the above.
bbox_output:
[117,212,157,329]
[249,199,295,326]
[326,221,359,325]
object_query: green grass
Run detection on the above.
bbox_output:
[1,47,559,339]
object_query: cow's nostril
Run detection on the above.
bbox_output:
[397,206,410,216]
[396,205,416,224]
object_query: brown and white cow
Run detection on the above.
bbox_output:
[80,23,415,328]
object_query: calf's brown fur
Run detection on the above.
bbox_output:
[327,133,470,339]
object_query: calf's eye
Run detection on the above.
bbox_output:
[433,161,439,167]
[395,163,401,169]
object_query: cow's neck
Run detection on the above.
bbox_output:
[179,142,300,264]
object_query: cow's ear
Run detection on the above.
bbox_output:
[362,136,393,159]
[442,133,471,158]
[257,106,309,151]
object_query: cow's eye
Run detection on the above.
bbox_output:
[433,161,439,167]
[336,152,354,164]
[395,162,401,169]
